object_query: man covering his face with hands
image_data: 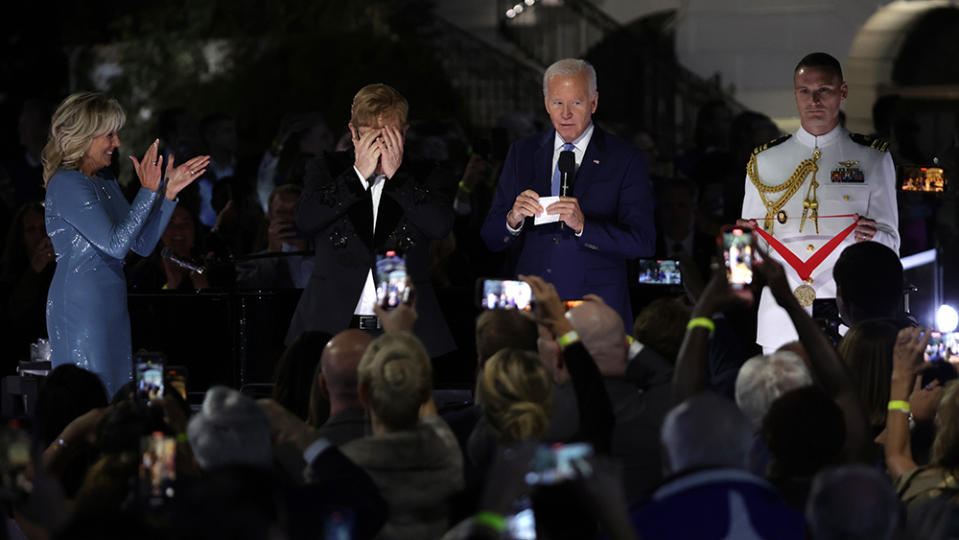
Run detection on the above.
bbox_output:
[285,84,455,357]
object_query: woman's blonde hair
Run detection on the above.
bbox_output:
[41,92,125,186]
[357,332,432,431]
[477,348,554,442]
[932,381,959,468]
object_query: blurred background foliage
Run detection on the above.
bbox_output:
[0,0,464,183]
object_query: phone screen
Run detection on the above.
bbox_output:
[478,279,533,310]
[526,442,593,485]
[925,331,959,363]
[900,166,947,193]
[637,258,682,285]
[135,352,165,404]
[139,431,175,507]
[722,227,754,289]
[375,251,410,310]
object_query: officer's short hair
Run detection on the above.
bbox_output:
[794,52,844,82]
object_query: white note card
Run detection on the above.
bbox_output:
[534,196,561,225]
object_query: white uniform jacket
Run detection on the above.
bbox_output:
[742,125,900,351]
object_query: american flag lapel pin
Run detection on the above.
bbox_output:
[593,159,600,164]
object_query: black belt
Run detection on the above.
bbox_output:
[350,315,382,331]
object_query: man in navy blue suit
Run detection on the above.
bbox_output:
[481,58,656,330]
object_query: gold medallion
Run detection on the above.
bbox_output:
[777,210,787,224]
[793,284,816,307]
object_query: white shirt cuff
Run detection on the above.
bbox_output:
[507,219,523,235]
[575,222,584,237]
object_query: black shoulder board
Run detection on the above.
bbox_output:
[849,133,889,152]
[751,134,791,156]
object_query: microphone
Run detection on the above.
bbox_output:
[558,150,576,231]
[558,150,575,196]
[161,247,206,275]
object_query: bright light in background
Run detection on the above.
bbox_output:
[937,304,958,333]
[506,0,536,19]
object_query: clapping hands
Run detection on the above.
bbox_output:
[129,139,209,201]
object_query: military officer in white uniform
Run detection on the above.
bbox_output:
[741,52,900,352]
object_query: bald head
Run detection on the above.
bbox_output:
[321,329,373,407]
[566,296,628,376]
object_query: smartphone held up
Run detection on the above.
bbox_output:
[719,225,756,302]
[476,278,534,311]
[134,350,165,405]
[375,250,411,310]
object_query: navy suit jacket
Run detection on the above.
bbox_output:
[480,127,656,330]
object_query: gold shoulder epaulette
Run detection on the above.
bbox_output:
[849,133,889,152]
[751,135,791,156]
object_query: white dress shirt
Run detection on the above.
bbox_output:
[352,167,387,316]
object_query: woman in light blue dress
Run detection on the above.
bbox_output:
[42,92,210,396]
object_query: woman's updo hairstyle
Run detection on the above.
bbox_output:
[357,331,432,431]
[477,348,554,442]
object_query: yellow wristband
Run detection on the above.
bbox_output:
[888,400,910,413]
[557,330,580,348]
[474,511,506,533]
[457,180,472,195]
[175,433,189,443]
[686,317,715,335]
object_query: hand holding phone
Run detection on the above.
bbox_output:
[719,225,756,303]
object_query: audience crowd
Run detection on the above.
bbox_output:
[0,91,955,539]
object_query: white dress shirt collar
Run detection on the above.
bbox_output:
[553,122,595,163]
[796,123,842,149]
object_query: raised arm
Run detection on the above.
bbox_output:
[521,274,615,454]
[49,172,160,260]
[884,327,932,482]
[672,265,746,405]
[755,254,871,462]
[130,153,209,256]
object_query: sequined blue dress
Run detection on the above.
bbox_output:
[45,170,176,396]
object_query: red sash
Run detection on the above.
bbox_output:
[750,215,858,281]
